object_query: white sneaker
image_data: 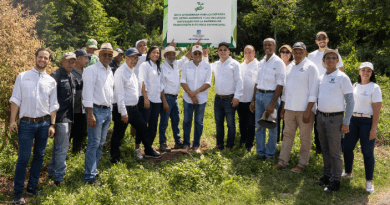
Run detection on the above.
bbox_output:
[341,172,354,179]
[135,149,143,159]
[366,181,374,193]
[152,147,161,155]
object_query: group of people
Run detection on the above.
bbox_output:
[8,31,382,204]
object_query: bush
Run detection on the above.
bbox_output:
[0,0,56,150]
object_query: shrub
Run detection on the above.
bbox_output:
[0,0,56,150]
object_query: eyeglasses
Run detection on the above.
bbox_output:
[218,48,228,52]
[325,56,338,60]
[280,51,290,54]
[101,53,113,58]
[193,52,202,56]
[317,37,327,41]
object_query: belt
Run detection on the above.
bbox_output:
[258,89,275,93]
[126,105,138,109]
[318,111,344,117]
[353,112,372,118]
[165,94,178,98]
[216,94,234,99]
[21,115,50,123]
[93,104,110,109]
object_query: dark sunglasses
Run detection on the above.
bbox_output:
[325,56,338,60]
[218,48,228,52]
[280,51,290,54]
[101,53,113,58]
[193,52,202,56]
[317,37,327,41]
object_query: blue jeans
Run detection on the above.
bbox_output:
[237,102,255,149]
[137,96,162,146]
[214,95,237,149]
[159,95,181,144]
[255,91,280,158]
[84,107,111,182]
[183,101,206,147]
[48,122,71,182]
[14,119,50,194]
[343,116,375,180]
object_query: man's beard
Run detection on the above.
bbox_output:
[320,45,326,48]
[166,59,174,64]
[35,63,46,70]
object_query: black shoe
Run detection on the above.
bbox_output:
[256,155,266,160]
[324,180,340,193]
[14,192,25,204]
[145,149,162,159]
[95,174,100,178]
[173,142,184,149]
[47,175,53,180]
[54,181,61,187]
[316,175,330,186]
[246,147,253,152]
[86,178,102,187]
[26,187,45,196]
[159,143,171,152]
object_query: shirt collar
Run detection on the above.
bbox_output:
[263,53,276,62]
[162,60,174,69]
[294,57,308,66]
[219,56,232,64]
[245,58,258,67]
[96,61,111,72]
[32,67,47,75]
[326,69,339,77]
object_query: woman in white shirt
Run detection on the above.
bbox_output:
[138,46,164,147]
[342,62,382,193]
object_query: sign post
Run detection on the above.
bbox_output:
[163,0,237,48]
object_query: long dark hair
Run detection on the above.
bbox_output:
[358,70,376,83]
[145,46,162,72]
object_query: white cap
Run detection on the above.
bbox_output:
[192,45,203,53]
[63,52,76,60]
[135,39,147,47]
[359,62,374,70]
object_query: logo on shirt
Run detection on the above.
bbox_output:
[329,78,335,84]
[362,91,369,96]
[299,67,304,72]
[61,79,69,83]
[273,68,276,70]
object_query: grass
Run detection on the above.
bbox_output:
[0,75,389,205]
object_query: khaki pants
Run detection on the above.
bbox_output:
[278,110,314,167]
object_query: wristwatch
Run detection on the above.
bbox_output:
[50,123,56,128]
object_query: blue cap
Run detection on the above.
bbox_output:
[126,48,142,56]
[75,49,92,57]
[218,42,230,49]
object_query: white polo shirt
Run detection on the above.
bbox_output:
[138,61,164,103]
[161,56,188,95]
[318,69,353,112]
[256,53,286,90]
[82,61,114,108]
[180,61,212,104]
[10,67,59,118]
[281,58,319,112]
[240,59,259,102]
[308,50,344,76]
[352,82,382,115]
[113,63,139,116]
[134,54,147,96]
[210,56,243,99]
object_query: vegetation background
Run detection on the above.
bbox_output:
[0,0,389,204]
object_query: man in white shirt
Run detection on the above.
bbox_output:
[180,45,212,153]
[274,42,320,172]
[211,42,243,151]
[111,48,161,163]
[238,45,259,152]
[82,43,117,186]
[315,48,354,193]
[159,42,191,152]
[9,48,59,203]
[250,38,286,159]
[308,31,344,154]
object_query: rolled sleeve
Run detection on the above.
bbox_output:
[275,61,286,86]
[233,63,243,99]
[82,66,95,108]
[10,74,22,106]
[308,64,320,102]
[49,82,59,113]
[205,65,212,86]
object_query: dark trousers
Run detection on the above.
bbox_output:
[343,116,375,180]
[69,113,87,154]
[314,114,321,152]
[110,104,153,162]
[277,104,285,143]
[237,102,255,149]
[214,95,237,149]
[137,96,162,146]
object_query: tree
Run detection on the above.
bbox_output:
[0,0,56,150]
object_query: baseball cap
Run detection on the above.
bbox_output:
[114,48,124,54]
[359,62,374,70]
[135,39,147,47]
[322,48,341,68]
[63,52,76,60]
[74,49,92,57]
[292,42,307,50]
[192,45,203,53]
[125,48,142,56]
[218,42,230,49]
[257,110,277,129]
[316,32,328,39]
[86,39,98,49]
